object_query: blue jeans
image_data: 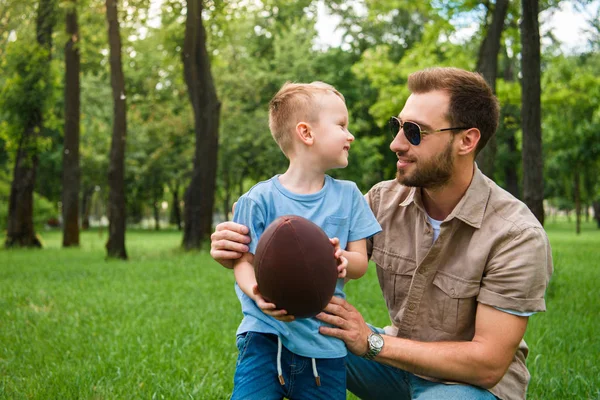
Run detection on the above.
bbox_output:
[346,327,498,400]
[231,332,346,400]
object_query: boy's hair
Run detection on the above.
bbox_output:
[269,81,345,155]
[407,67,500,155]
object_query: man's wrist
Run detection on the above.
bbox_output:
[362,332,384,360]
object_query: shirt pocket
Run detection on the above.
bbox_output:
[323,216,349,244]
[429,272,480,335]
[371,248,416,323]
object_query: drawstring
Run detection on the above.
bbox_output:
[277,337,285,385]
[276,336,321,387]
[312,358,321,386]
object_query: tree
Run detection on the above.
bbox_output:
[4,0,56,248]
[105,0,127,259]
[475,0,509,179]
[520,0,544,225]
[543,54,600,234]
[62,0,81,247]
[495,46,521,198]
[181,0,221,250]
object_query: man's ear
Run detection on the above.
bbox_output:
[295,122,314,145]
[457,128,481,156]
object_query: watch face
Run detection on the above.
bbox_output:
[370,334,384,348]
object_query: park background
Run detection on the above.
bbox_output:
[1,0,599,398]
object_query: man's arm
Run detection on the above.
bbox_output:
[317,298,527,389]
[210,221,251,269]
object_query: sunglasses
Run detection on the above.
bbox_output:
[388,116,470,146]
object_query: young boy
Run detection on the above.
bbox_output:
[231,81,381,399]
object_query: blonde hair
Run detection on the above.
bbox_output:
[268,81,345,154]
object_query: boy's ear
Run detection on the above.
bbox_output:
[295,122,314,145]
[457,127,480,157]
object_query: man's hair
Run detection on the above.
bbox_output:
[407,67,500,155]
[269,81,345,155]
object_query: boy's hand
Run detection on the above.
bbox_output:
[330,237,348,279]
[252,284,295,322]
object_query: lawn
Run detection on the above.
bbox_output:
[0,222,598,399]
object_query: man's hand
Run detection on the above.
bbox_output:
[330,237,348,279]
[210,221,251,269]
[316,296,373,356]
[251,285,295,323]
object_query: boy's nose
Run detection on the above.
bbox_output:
[347,132,355,141]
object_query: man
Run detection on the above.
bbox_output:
[210,67,553,400]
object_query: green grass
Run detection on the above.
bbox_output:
[0,222,598,399]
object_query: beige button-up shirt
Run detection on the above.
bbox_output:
[365,167,553,400]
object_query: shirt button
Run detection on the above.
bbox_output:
[419,267,428,274]
[450,288,456,296]
[408,303,416,311]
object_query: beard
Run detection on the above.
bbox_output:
[396,137,454,189]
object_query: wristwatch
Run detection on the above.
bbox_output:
[362,332,384,360]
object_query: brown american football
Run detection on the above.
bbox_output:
[254,215,338,318]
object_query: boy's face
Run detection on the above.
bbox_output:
[311,93,354,170]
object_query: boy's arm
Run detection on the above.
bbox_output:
[340,238,369,280]
[233,252,258,298]
[233,252,295,322]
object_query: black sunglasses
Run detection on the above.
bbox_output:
[388,116,470,146]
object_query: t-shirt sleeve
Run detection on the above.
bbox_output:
[364,185,381,259]
[232,195,266,255]
[348,183,382,243]
[477,226,553,313]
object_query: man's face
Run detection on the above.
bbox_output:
[390,90,456,189]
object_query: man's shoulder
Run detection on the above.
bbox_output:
[479,181,552,261]
[485,179,544,233]
[368,179,412,203]
[369,178,408,193]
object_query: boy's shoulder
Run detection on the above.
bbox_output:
[240,176,278,200]
[326,175,360,192]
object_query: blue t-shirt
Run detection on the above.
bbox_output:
[232,174,382,358]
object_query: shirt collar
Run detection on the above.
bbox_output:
[398,165,491,229]
[448,166,490,228]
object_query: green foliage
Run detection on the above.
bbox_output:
[1,0,598,232]
[542,53,600,206]
[0,41,53,147]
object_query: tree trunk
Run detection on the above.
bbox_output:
[503,134,520,198]
[6,127,42,248]
[105,0,127,259]
[501,50,520,199]
[182,0,221,250]
[62,0,80,247]
[592,201,600,229]
[153,199,160,231]
[475,0,508,179]
[520,0,545,225]
[5,0,55,248]
[170,183,182,230]
[81,186,94,230]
